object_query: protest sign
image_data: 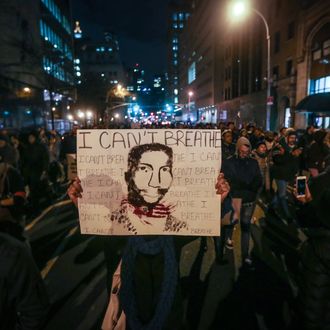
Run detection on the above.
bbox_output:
[77,129,222,236]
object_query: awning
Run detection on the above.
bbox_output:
[296,92,330,113]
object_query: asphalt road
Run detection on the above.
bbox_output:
[26,199,299,330]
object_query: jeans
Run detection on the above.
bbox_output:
[220,202,256,260]
[272,179,290,218]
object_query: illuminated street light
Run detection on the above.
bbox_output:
[132,96,137,101]
[114,113,120,119]
[230,1,271,130]
[231,1,247,18]
[78,111,85,118]
[23,87,31,93]
[52,107,56,112]
[86,111,93,119]
[67,105,71,110]
[67,114,74,121]
[188,91,194,97]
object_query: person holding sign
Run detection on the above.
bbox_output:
[68,172,230,330]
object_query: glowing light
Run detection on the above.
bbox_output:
[86,111,93,119]
[78,111,85,118]
[52,107,56,112]
[114,113,120,119]
[231,1,248,18]
[67,114,74,121]
[188,91,194,97]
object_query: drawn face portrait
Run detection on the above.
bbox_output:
[133,151,173,204]
[125,143,173,207]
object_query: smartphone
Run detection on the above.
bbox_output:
[296,176,307,197]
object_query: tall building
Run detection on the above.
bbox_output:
[0,0,74,129]
[167,0,192,107]
[75,31,126,120]
[178,0,330,129]
[178,0,222,123]
[40,0,75,129]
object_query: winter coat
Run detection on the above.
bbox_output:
[22,142,49,177]
[222,155,262,203]
[296,169,330,329]
[306,131,329,173]
[0,233,49,330]
[251,150,271,191]
[271,144,300,182]
[221,143,235,160]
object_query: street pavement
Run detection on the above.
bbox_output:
[26,198,303,330]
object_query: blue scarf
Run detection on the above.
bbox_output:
[120,236,178,330]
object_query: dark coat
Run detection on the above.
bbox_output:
[296,169,330,329]
[271,145,300,182]
[22,142,49,176]
[222,155,262,203]
[0,233,49,330]
[221,143,235,161]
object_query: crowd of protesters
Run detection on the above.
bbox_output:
[0,120,329,329]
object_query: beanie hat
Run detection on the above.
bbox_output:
[236,136,251,151]
[285,128,296,137]
[222,129,232,137]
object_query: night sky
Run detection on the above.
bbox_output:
[72,0,178,82]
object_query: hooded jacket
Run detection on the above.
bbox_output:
[222,137,262,203]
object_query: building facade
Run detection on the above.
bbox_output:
[167,0,192,107]
[75,31,126,122]
[0,0,75,129]
[177,0,330,129]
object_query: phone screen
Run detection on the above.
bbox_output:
[297,178,306,196]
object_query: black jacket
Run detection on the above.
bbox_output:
[0,233,49,330]
[271,145,300,182]
[222,155,262,203]
[296,169,330,329]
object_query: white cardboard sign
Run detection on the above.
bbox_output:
[77,129,221,236]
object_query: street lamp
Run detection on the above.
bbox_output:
[231,1,272,130]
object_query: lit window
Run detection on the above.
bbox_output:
[172,45,178,51]
[173,13,177,21]
[174,89,178,95]
[173,60,178,66]
[174,97,179,104]
[173,23,178,29]
[178,13,184,20]
[188,62,196,84]
[309,75,330,94]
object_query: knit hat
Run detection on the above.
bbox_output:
[285,128,296,137]
[236,136,251,151]
[222,129,232,137]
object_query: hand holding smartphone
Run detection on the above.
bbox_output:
[296,176,307,197]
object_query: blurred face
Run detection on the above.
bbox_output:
[28,135,36,144]
[257,144,267,154]
[287,135,296,146]
[132,151,173,204]
[223,133,233,144]
[238,144,250,158]
[228,123,235,130]
[280,128,287,136]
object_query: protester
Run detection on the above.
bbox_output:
[252,141,271,195]
[0,154,26,224]
[0,135,18,167]
[221,129,235,161]
[68,173,230,329]
[222,136,262,266]
[270,129,302,221]
[294,159,330,329]
[0,232,49,329]
[306,129,329,177]
[22,131,50,215]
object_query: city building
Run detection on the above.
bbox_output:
[167,0,192,107]
[177,0,330,129]
[40,0,75,131]
[0,0,75,129]
[75,31,126,122]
